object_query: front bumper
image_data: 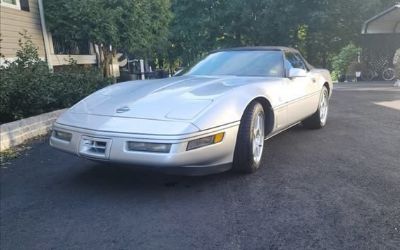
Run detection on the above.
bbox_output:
[50,122,239,174]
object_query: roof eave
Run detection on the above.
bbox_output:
[362,4,400,34]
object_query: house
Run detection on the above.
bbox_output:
[360,4,400,78]
[0,0,96,68]
[362,4,400,34]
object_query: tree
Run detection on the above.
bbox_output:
[167,0,223,66]
[44,0,171,78]
[169,0,397,68]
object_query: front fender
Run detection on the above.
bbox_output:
[311,69,333,97]
[192,84,279,130]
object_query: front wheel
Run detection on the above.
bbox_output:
[302,86,329,129]
[233,102,265,174]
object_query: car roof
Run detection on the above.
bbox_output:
[215,46,300,53]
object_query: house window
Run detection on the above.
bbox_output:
[52,35,90,55]
[0,0,21,10]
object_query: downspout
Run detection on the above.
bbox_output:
[38,0,53,70]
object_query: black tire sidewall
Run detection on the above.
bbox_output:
[319,87,329,127]
[303,86,329,129]
[233,102,265,173]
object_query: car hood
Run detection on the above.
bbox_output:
[69,75,270,121]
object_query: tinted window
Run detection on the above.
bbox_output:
[285,52,307,74]
[186,51,284,77]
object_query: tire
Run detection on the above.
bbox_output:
[382,68,396,81]
[302,86,329,129]
[233,102,265,174]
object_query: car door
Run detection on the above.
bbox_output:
[284,52,320,124]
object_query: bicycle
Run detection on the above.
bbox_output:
[361,57,397,81]
[360,69,378,81]
[382,67,396,81]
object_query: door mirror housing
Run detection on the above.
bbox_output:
[289,68,307,78]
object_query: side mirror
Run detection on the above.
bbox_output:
[289,68,307,78]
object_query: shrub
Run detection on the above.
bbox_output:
[0,33,111,124]
[394,48,400,79]
[51,63,111,109]
[331,43,361,81]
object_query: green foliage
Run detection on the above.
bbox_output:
[331,43,362,81]
[0,35,111,124]
[394,49,400,78]
[168,0,396,68]
[44,0,172,76]
[42,0,396,72]
[51,65,111,109]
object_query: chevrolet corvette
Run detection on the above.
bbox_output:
[50,47,332,175]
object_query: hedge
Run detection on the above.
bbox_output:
[0,34,111,124]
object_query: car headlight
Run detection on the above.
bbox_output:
[53,130,72,142]
[187,132,225,151]
[127,142,172,153]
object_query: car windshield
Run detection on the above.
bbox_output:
[185,50,284,77]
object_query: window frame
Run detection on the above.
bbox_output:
[284,51,309,77]
[0,0,21,10]
[296,53,313,71]
[185,50,286,78]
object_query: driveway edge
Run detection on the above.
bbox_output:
[0,109,67,151]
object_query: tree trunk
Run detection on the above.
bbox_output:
[111,48,117,83]
[99,44,104,70]
[322,52,327,68]
[92,43,100,69]
[101,46,112,78]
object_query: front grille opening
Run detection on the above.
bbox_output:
[89,141,107,154]
[82,139,108,155]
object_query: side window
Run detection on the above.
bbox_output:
[285,52,307,75]
[295,53,308,70]
[20,0,29,11]
[0,0,29,11]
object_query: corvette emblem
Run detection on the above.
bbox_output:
[116,106,130,113]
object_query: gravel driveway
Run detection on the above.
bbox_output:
[1,83,399,250]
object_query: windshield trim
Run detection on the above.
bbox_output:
[185,50,285,78]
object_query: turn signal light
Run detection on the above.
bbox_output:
[187,132,225,151]
[53,130,72,142]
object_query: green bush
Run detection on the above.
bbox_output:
[331,43,361,81]
[394,48,400,79]
[0,34,111,124]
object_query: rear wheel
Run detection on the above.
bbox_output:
[302,86,329,129]
[233,102,265,174]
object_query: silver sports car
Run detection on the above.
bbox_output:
[50,47,332,175]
